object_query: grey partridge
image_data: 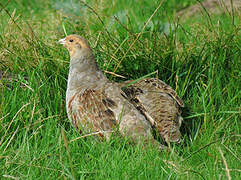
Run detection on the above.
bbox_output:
[59,35,160,146]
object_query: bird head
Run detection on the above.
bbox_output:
[58,34,92,58]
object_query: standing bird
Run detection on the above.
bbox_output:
[120,78,184,143]
[58,34,160,147]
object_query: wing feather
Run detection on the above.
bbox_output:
[121,78,184,143]
[68,89,117,139]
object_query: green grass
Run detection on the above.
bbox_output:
[0,0,240,179]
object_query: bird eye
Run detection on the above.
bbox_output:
[69,39,74,42]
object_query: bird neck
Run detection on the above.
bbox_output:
[67,54,107,92]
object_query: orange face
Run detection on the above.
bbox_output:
[59,34,91,57]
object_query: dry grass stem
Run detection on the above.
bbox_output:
[218,147,231,180]
[70,130,114,142]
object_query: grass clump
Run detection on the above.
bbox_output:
[0,0,240,179]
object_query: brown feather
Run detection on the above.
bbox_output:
[120,78,184,143]
[68,89,117,139]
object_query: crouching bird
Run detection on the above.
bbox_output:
[59,34,184,148]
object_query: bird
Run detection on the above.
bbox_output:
[59,34,160,147]
[119,78,184,143]
[58,34,184,147]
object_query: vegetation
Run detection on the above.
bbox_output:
[0,0,240,179]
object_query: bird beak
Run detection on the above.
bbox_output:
[58,38,66,45]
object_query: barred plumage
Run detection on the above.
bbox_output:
[59,34,184,148]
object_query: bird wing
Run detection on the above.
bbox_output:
[67,88,117,139]
[67,82,160,145]
[120,78,184,143]
[121,78,184,107]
